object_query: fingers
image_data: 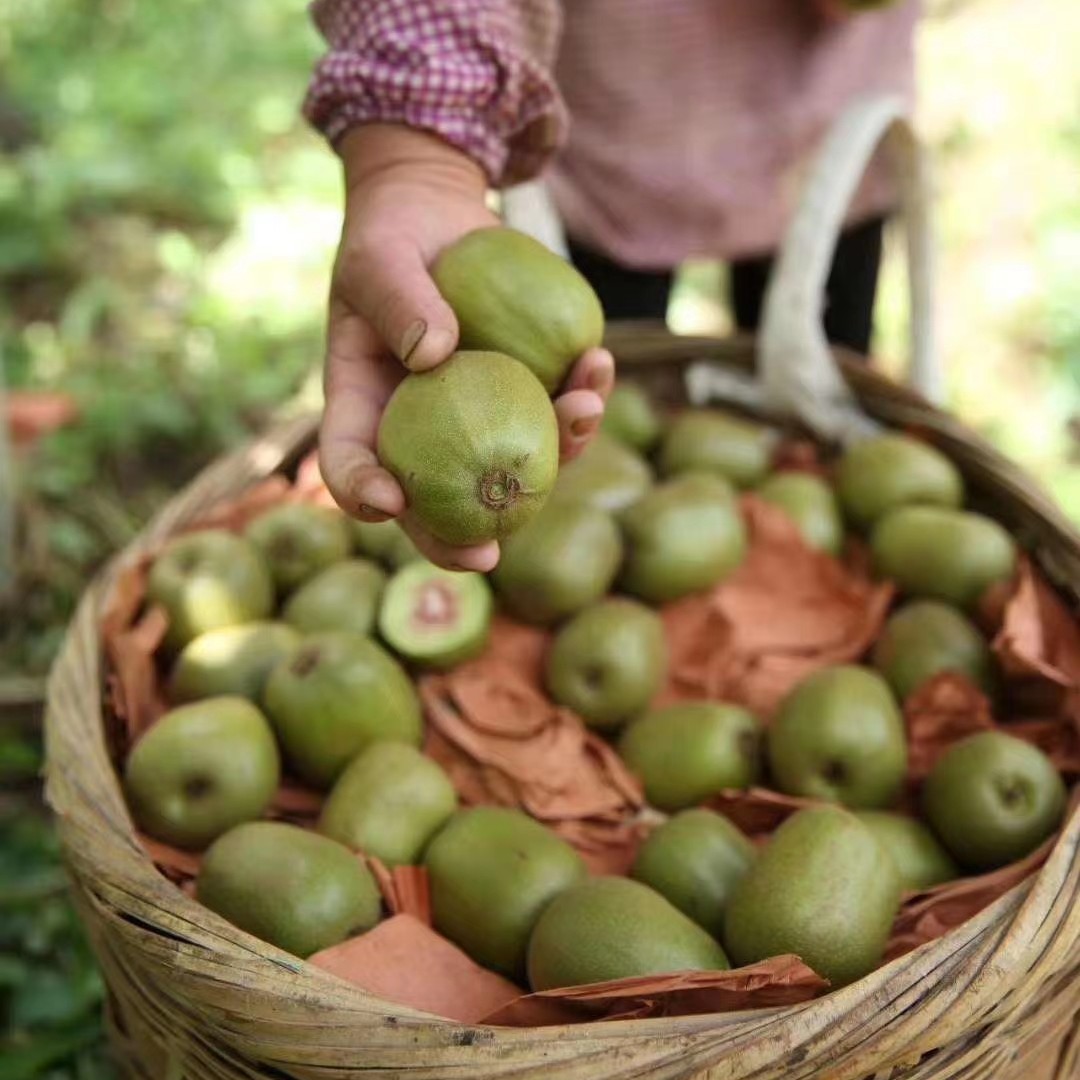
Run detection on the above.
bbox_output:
[336,238,458,371]
[563,347,616,402]
[553,347,615,460]
[554,388,605,463]
[319,301,406,521]
[399,516,501,574]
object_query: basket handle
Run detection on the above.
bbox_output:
[499,181,570,259]
[757,94,941,437]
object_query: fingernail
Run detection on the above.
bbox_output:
[358,503,392,523]
[571,415,600,438]
[587,367,613,395]
[400,319,427,366]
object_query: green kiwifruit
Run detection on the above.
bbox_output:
[922,732,1067,872]
[527,876,729,990]
[245,503,351,594]
[377,351,559,546]
[545,598,667,731]
[870,506,1017,610]
[378,561,493,669]
[432,226,604,393]
[836,433,963,530]
[768,666,907,809]
[491,499,622,625]
[619,703,762,812]
[600,382,664,453]
[197,821,380,957]
[631,809,756,936]
[619,473,746,603]
[658,408,777,488]
[872,600,996,702]
[723,806,902,987]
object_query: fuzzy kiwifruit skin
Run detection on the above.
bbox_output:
[433,227,604,393]
[922,733,1067,872]
[870,506,1017,610]
[527,876,729,990]
[855,811,958,891]
[425,807,587,979]
[836,434,963,531]
[197,822,380,957]
[658,409,778,488]
[551,432,653,513]
[147,529,274,652]
[319,742,457,866]
[282,559,386,639]
[492,499,623,625]
[377,351,559,547]
[601,383,664,453]
[245,504,352,594]
[262,631,422,789]
[170,621,300,704]
[723,806,902,987]
[871,600,996,702]
[619,473,747,603]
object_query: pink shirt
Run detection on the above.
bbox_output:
[305,0,918,267]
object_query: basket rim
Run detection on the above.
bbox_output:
[43,328,1080,1078]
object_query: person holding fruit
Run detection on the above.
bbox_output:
[304,0,918,571]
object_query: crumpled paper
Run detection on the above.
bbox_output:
[101,561,170,748]
[658,496,894,719]
[994,556,1080,727]
[903,673,996,779]
[309,915,522,1023]
[421,663,646,873]
[481,955,828,1026]
[366,860,432,924]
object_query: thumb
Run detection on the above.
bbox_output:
[339,240,459,371]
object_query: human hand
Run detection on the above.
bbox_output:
[319,123,613,572]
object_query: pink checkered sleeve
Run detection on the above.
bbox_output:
[304,0,567,185]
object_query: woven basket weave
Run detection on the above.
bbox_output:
[45,100,1080,1079]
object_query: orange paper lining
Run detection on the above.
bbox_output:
[482,955,829,1026]
[309,914,522,1023]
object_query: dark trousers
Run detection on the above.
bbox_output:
[568,215,885,356]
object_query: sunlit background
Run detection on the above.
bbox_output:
[2,0,1079,1073]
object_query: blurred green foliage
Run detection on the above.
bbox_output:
[2,0,339,679]
[0,810,110,1080]
[2,1,338,1074]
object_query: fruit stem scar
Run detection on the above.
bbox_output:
[290,646,322,678]
[996,775,1028,808]
[822,760,847,785]
[183,776,213,799]
[478,469,522,510]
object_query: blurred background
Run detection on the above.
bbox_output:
[1,0,1078,1074]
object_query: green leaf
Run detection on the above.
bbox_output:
[0,1020,103,1080]
[9,964,103,1029]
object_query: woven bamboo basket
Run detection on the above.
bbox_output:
[45,99,1080,1079]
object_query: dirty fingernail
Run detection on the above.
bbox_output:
[400,319,427,366]
[588,366,613,394]
[571,415,600,439]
